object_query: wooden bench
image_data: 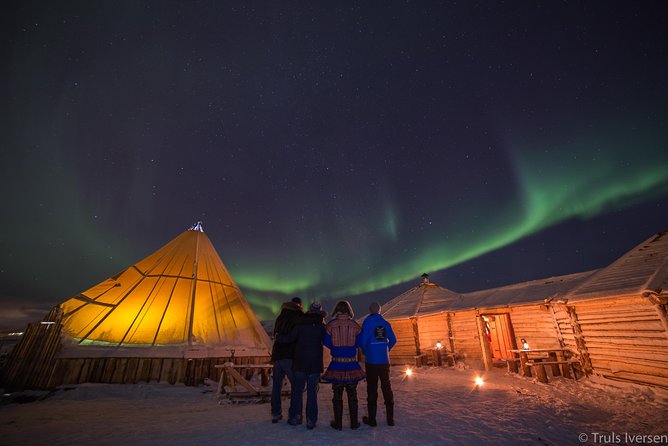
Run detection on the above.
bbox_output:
[414,353,429,367]
[415,350,457,367]
[508,348,580,383]
[506,357,522,374]
[526,359,579,383]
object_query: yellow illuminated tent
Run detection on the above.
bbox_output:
[3,223,272,389]
[58,222,271,358]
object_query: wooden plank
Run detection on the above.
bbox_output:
[102,358,117,383]
[111,359,128,383]
[225,366,259,395]
[596,360,668,379]
[159,358,173,383]
[580,330,667,338]
[167,359,179,385]
[150,359,163,382]
[599,371,668,389]
[125,358,140,384]
[139,358,152,383]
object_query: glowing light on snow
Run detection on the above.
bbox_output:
[475,376,484,386]
[405,368,413,377]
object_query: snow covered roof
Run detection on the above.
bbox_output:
[569,230,668,301]
[382,229,668,319]
[381,280,462,319]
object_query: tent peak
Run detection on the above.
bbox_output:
[189,221,204,232]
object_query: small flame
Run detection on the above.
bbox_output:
[405,368,413,377]
[475,376,484,386]
[436,341,442,349]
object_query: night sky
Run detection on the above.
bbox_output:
[1,1,667,328]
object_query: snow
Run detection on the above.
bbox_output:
[1,367,667,446]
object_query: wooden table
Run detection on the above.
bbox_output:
[508,348,577,383]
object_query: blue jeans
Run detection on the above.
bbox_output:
[271,359,294,418]
[292,372,320,425]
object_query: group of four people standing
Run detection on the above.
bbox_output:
[271,297,397,430]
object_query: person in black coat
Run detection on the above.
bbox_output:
[277,301,327,429]
[270,297,303,423]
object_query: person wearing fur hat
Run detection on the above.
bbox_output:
[322,300,365,430]
[270,297,303,423]
[361,302,397,427]
[276,301,327,429]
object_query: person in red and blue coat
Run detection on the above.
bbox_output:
[322,300,365,430]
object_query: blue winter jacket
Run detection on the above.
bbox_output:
[360,313,397,364]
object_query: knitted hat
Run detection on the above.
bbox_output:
[291,297,302,306]
[308,301,327,317]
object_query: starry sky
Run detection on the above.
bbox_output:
[1,1,667,328]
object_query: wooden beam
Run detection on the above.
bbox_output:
[567,305,593,375]
[410,317,421,356]
[475,312,492,371]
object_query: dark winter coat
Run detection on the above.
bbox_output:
[277,312,326,374]
[271,301,303,362]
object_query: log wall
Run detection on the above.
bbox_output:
[506,305,561,350]
[450,310,483,366]
[388,318,419,365]
[569,296,668,388]
[417,312,449,352]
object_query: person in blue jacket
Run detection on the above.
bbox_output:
[322,300,365,430]
[360,302,397,427]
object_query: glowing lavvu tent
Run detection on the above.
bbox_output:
[2,223,272,390]
[60,222,270,355]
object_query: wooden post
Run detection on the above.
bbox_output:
[261,368,269,387]
[507,359,518,374]
[533,363,548,383]
[556,351,573,379]
[446,312,456,353]
[410,317,422,356]
[519,351,532,377]
[567,305,593,375]
[548,352,561,376]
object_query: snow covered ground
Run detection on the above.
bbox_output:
[1,367,667,446]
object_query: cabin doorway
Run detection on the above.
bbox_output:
[481,314,516,364]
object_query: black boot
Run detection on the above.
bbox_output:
[386,403,394,426]
[330,399,343,430]
[349,399,360,429]
[363,404,377,427]
[330,385,343,431]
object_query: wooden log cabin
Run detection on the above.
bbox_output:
[381,230,668,389]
